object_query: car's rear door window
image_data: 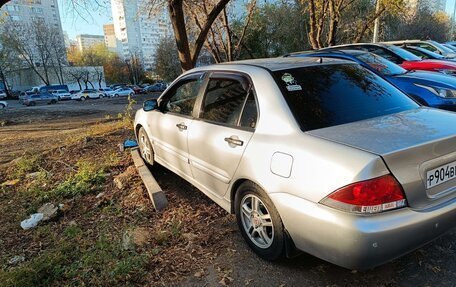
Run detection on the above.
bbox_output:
[200,75,254,128]
[274,64,418,131]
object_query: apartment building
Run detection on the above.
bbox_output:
[75,34,105,52]
[111,0,172,70]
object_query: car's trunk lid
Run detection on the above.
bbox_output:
[308,108,456,209]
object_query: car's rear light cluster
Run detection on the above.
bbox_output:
[320,175,407,214]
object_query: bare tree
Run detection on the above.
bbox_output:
[67,67,85,90]
[0,42,18,97]
[187,0,257,63]
[148,0,231,71]
[125,52,144,85]
[301,0,405,48]
[2,19,67,85]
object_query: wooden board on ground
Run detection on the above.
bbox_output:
[131,149,167,211]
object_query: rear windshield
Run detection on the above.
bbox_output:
[354,52,407,76]
[387,45,421,61]
[274,64,418,131]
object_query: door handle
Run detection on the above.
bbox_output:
[176,123,187,131]
[224,136,243,147]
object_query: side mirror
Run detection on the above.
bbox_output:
[143,99,158,112]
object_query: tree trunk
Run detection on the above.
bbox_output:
[168,0,193,71]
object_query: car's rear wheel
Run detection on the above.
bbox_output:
[99,94,103,99]
[81,96,86,101]
[138,127,154,165]
[130,93,134,97]
[0,103,5,109]
[235,182,286,261]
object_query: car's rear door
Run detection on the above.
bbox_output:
[188,72,258,197]
[146,72,205,179]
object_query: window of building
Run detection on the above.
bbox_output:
[7,5,20,12]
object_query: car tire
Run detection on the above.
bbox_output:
[130,93,134,97]
[58,96,61,101]
[0,103,5,109]
[235,181,286,261]
[81,96,86,101]
[138,127,154,165]
[99,94,103,99]
[115,94,119,98]
[50,100,57,104]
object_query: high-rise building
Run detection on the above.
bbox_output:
[76,34,105,52]
[1,0,63,30]
[111,0,172,70]
[103,24,118,52]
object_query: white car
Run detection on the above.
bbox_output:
[134,58,456,270]
[110,88,135,98]
[98,88,114,97]
[52,89,72,101]
[0,100,7,109]
[71,89,104,101]
[0,90,7,99]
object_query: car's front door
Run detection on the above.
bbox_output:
[188,72,258,197]
[147,73,205,179]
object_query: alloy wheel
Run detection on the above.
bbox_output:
[240,194,274,249]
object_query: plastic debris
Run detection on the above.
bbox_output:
[20,213,44,230]
[8,255,25,265]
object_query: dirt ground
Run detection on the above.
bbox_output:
[0,96,455,286]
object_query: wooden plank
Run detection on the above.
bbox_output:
[131,149,167,211]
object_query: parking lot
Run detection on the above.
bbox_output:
[1,94,456,286]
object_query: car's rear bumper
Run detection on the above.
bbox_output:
[270,193,456,270]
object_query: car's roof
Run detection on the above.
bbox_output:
[212,57,353,71]
[287,49,367,57]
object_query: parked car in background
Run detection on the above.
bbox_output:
[135,57,456,270]
[0,90,6,99]
[145,83,167,93]
[321,43,456,75]
[23,93,58,106]
[110,87,135,98]
[71,89,104,101]
[443,43,456,52]
[99,88,114,97]
[70,90,81,94]
[0,101,7,109]
[385,40,456,58]
[52,89,72,101]
[288,49,456,111]
[401,46,451,61]
[129,85,146,94]
[30,84,69,94]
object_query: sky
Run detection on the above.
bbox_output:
[59,0,456,41]
[58,0,112,39]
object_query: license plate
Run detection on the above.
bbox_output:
[426,160,456,189]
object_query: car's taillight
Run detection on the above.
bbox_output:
[320,175,407,214]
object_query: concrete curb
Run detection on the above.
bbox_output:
[131,148,168,211]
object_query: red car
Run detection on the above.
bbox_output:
[321,43,456,76]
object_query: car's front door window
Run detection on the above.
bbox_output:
[164,77,203,117]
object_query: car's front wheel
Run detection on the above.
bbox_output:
[235,182,286,261]
[138,127,154,165]
[80,96,86,101]
[0,103,5,109]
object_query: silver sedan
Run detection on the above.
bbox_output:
[134,57,456,270]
